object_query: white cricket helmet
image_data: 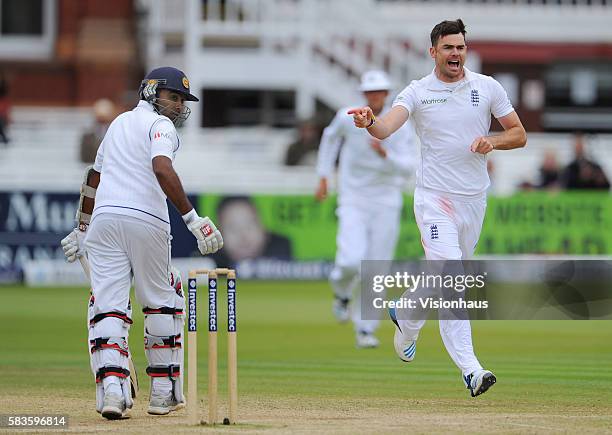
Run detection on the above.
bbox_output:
[358,70,392,92]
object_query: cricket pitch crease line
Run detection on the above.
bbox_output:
[506,422,561,431]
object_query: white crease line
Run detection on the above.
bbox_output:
[506,422,561,431]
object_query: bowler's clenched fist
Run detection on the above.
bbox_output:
[470,136,494,155]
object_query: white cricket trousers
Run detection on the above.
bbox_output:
[330,202,401,334]
[85,212,187,408]
[86,213,175,313]
[397,187,487,376]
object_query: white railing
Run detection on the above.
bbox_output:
[139,0,612,122]
[141,0,432,114]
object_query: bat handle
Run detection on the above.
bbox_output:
[78,255,91,280]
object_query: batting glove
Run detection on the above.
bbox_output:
[183,210,224,255]
[60,228,86,262]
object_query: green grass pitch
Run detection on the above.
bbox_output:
[1,281,611,433]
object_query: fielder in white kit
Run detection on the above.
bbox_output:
[60,67,224,419]
[316,70,416,348]
[350,20,526,396]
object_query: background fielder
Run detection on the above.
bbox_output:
[316,70,416,348]
[350,19,527,396]
[61,66,224,419]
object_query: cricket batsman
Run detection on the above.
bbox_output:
[61,67,223,419]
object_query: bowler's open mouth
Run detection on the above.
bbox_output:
[448,60,460,71]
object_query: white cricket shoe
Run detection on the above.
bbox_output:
[101,392,129,420]
[464,369,497,397]
[389,307,416,362]
[148,391,183,415]
[332,297,350,323]
[356,331,380,348]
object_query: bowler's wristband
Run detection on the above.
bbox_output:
[367,115,376,128]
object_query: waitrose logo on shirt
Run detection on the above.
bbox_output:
[421,98,448,105]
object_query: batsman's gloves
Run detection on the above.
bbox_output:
[183,209,224,255]
[61,227,87,263]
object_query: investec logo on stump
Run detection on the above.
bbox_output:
[208,277,217,332]
[188,278,197,332]
[227,278,236,332]
[421,98,448,105]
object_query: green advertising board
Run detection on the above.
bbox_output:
[199,192,612,261]
[478,192,611,255]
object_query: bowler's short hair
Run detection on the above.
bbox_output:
[430,19,467,47]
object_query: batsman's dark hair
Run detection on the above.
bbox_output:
[430,19,467,47]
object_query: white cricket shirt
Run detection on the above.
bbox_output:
[92,100,179,231]
[392,67,514,196]
[316,105,416,208]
